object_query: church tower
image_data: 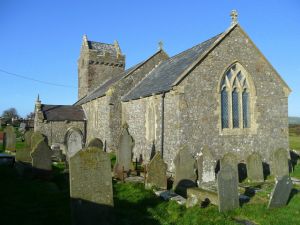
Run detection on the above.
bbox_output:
[78,34,125,99]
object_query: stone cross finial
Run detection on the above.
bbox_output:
[114,40,122,57]
[230,10,238,25]
[158,41,163,50]
[83,34,88,42]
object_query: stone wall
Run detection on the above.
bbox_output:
[34,120,85,146]
[82,50,169,152]
[122,25,289,174]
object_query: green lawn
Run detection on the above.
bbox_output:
[290,135,300,151]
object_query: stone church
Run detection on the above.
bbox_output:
[34,11,291,180]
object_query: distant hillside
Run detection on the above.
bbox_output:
[289,117,300,125]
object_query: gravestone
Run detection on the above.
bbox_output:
[15,130,34,163]
[145,152,167,189]
[3,125,16,151]
[272,148,289,177]
[67,129,83,159]
[246,152,264,182]
[31,131,45,150]
[31,140,53,171]
[174,146,196,194]
[19,122,26,132]
[220,153,238,182]
[87,138,103,149]
[197,147,216,184]
[268,175,293,208]
[217,164,239,212]
[114,125,134,179]
[24,130,34,148]
[69,147,114,225]
[51,144,64,162]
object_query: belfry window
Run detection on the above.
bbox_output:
[220,63,252,130]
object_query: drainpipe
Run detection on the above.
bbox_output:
[161,92,165,158]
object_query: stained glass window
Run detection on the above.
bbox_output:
[232,89,239,128]
[243,90,250,128]
[221,88,229,128]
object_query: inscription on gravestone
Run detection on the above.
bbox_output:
[3,125,16,151]
[67,129,83,159]
[220,152,238,182]
[217,164,239,212]
[69,147,114,225]
[197,147,216,184]
[246,152,264,182]
[272,148,289,177]
[145,152,167,189]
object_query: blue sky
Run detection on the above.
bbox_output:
[0,0,299,117]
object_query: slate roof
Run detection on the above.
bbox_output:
[122,33,222,101]
[75,50,164,105]
[87,41,117,57]
[41,105,86,121]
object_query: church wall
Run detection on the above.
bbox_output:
[34,120,85,146]
[83,50,169,152]
[176,26,289,173]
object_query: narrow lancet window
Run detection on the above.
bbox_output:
[242,90,250,128]
[221,88,229,128]
[232,89,239,128]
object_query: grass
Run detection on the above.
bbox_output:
[289,125,300,150]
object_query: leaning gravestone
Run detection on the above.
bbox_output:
[114,124,134,179]
[69,147,114,225]
[220,152,238,182]
[217,164,239,212]
[87,138,103,149]
[15,130,34,163]
[31,140,53,171]
[145,152,167,189]
[174,146,196,195]
[246,152,264,182]
[197,147,216,184]
[67,129,83,159]
[268,175,293,208]
[3,125,16,151]
[272,148,289,177]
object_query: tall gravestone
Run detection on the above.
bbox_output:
[31,140,53,171]
[31,131,45,150]
[268,175,293,208]
[87,138,103,149]
[174,146,196,191]
[114,125,134,179]
[145,152,167,189]
[246,152,264,182]
[220,152,238,182]
[272,148,289,177]
[3,125,16,151]
[69,147,114,225]
[217,164,239,212]
[197,147,216,184]
[16,130,34,163]
[67,129,83,159]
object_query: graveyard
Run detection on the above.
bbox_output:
[0,124,300,225]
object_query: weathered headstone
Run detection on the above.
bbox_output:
[145,152,167,189]
[114,125,134,179]
[31,131,45,150]
[174,146,196,194]
[272,148,289,177]
[31,140,53,171]
[51,144,64,162]
[15,130,34,163]
[87,138,103,149]
[3,125,16,151]
[217,164,239,212]
[66,129,83,159]
[69,147,114,225]
[220,152,238,181]
[246,152,264,182]
[197,147,216,184]
[268,175,293,208]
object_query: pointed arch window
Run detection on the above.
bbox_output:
[220,63,252,131]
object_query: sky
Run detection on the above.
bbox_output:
[0,0,299,118]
